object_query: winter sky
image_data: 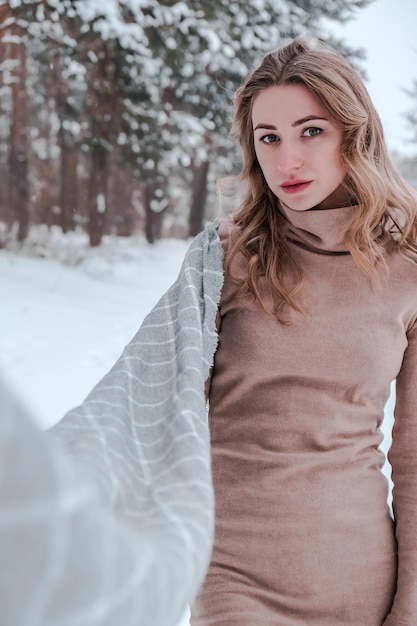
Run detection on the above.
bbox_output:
[331,0,417,157]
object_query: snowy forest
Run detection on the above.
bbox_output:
[0,0,416,248]
[3,5,417,626]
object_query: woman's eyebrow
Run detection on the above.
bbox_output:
[254,116,328,132]
[253,123,276,131]
[292,115,328,127]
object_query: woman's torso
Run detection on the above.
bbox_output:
[192,212,417,625]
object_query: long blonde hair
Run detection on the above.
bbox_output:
[226,37,417,321]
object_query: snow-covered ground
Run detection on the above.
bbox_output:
[0,225,395,625]
[0,226,190,428]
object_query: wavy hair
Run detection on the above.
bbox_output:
[225,37,417,322]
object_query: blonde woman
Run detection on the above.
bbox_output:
[191,38,417,625]
[44,38,417,626]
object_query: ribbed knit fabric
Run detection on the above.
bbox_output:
[192,208,417,625]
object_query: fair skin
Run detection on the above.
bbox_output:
[252,83,351,212]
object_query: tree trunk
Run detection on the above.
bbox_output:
[53,40,78,234]
[0,6,9,227]
[107,146,136,236]
[87,146,108,247]
[144,181,167,244]
[188,158,210,237]
[83,38,121,246]
[5,13,30,241]
[60,137,78,233]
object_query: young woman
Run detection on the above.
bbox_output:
[48,38,417,626]
[191,38,417,625]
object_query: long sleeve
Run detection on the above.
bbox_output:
[384,317,417,625]
[0,222,224,626]
[0,379,189,626]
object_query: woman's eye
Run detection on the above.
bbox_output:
[260,134,278,144]
[302,127,322,137]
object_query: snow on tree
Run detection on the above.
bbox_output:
[0,0,375,244]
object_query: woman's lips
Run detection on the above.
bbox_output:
[280,180,312,194]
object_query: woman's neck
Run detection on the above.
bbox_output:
[279,203,361,255]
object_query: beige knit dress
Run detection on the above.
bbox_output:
[191,206,417,625]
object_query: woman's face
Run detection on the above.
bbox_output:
[252,83,349,211]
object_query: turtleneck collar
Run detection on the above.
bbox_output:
[279,203,361,256]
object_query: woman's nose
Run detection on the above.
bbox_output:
[275,144,303,172]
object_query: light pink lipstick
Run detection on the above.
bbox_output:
[280,179,312,194]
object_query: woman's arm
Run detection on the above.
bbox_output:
[383,317,417,625]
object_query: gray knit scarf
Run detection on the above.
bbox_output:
[48,219,224,624]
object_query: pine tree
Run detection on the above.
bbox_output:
[0,0,375,243]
